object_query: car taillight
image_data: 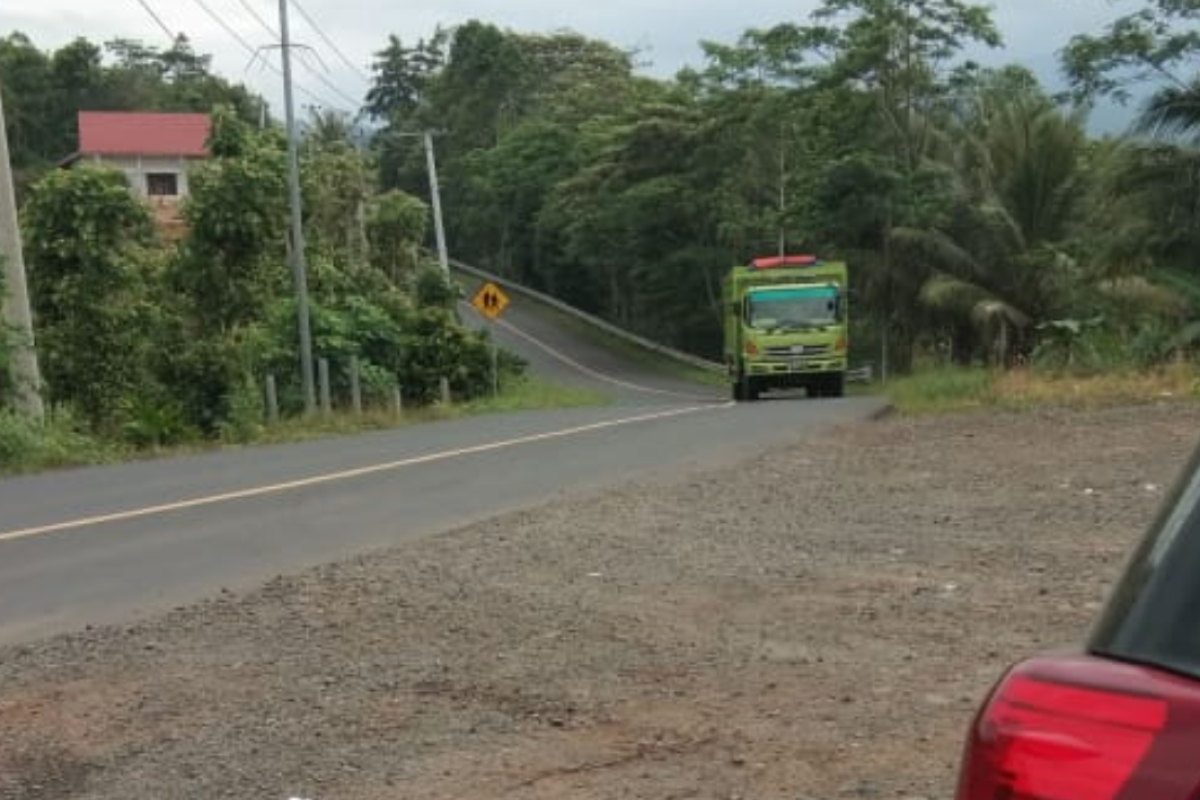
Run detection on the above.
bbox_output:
[957,655,1200,800]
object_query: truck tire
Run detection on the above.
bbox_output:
[827,373,845,398]
[733,372,759,402]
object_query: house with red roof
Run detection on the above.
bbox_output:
[62,111,212,236]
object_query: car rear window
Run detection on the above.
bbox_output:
[1091,441,1200,680]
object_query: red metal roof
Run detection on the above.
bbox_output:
[77,111,211,157]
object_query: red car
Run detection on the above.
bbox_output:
[956,442,1200,800]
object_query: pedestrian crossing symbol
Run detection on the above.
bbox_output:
[470,281,510,321]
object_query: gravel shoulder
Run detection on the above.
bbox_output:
[1,401,1196,800]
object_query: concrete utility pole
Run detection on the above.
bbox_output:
[422,131,450,277]
[278,0,316,414]
[0,81,45,421]
[398,130,450,278]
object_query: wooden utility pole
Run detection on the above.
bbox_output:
[0,81,45,421]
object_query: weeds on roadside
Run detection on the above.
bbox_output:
[0,407,125,475]
[884,360,1200,415]
[0,377,609,475]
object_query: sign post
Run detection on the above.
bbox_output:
[469,281,510,397]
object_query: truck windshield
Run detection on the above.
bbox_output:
[746,287,839,331]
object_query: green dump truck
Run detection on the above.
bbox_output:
[722,255,849,402]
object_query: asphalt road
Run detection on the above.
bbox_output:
[0,294,887,644]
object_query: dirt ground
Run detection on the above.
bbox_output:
[1,401,1197,800]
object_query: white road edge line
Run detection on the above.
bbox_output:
[471,305,722,403]
[0,403,732,544]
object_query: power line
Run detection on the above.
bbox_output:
[277,62,350,112]
[288,0,371,84]
[192,0,262,60]
[134,0,176,41]
[295,51,362,109]
[235,0,278,40]
[233,0,365,110]
[187,0,348,112]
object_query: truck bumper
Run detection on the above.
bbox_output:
[747,358,846,382]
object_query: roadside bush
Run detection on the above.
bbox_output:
[415,265,458,309]
[0,407,121,474]
[218,376,266,444]
[398,308,519,404]
[156,329,265,437]
[119,391,199,450]
[0,263,10,406]
[21,166,158,433]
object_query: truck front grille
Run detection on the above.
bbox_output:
[765,344,832,359]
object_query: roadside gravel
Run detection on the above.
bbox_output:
[1,401,1196,800]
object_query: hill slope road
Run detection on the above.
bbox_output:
[0,293,886,644]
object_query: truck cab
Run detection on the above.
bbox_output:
[722,255,849,402]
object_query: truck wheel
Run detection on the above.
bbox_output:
[744,376,760,401]
[732,380,745,402]
[827,373,845,398]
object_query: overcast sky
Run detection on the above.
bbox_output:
[4,1,1129,121]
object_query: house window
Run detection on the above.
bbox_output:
[146,172,179,197]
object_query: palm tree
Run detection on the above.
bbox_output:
[1136,77,1200,144]
[890,72,1089,364]
[1082,77,1200,356]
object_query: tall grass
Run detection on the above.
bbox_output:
[0,408,125,475]
[458,375,611,414]
[0,376,612,471]
[236,376,609,445]
[884,361,1200,415]
[883,368,996,414]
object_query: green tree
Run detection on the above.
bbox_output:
[301,129,374,263]
[1063,2,1200,358]
[894,71,1090,364]
[540,90,722,351]
[22,165,156,430]
[365,31,447,121]
[799,0,1002,370]
[1061,1,1200,105]
[456,119,578,284]
[509,31,638,124]
[47,38,107,153]
[811,0,1001,178]
[366,189,429,282]
[0,263,9,406]
[429,21,529,152]
[160,109,287,433]
[0,33,55,175]
[177,108,288,333]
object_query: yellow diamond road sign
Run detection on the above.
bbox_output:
[471,281,510,321]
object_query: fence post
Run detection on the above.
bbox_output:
[439,376,451,406]
[264,374,279,425]
[318,358,331,416]
[490,337,499,397]
[350,356,362,416]
[393,384,403,419]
